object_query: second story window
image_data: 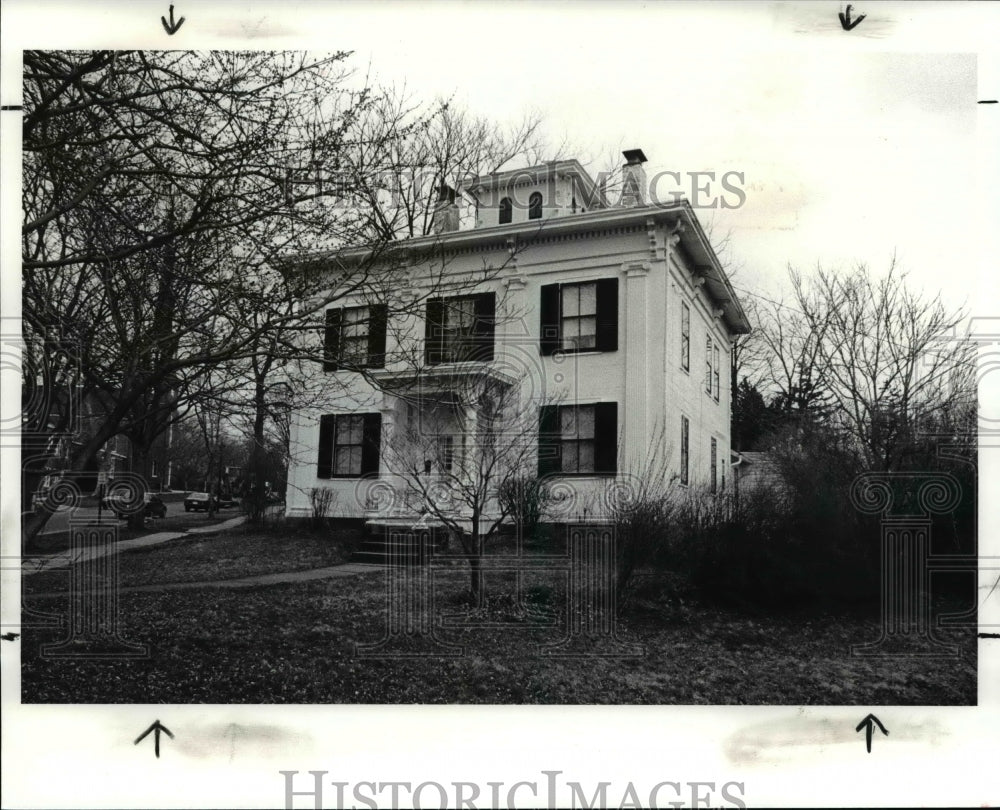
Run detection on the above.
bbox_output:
[681,302,690,372]
[425,292,496,365]
[713,344,721,402]
[324,304,387,372]
[705,337,713,395]
[499,196,513,225]
[540,278,618,355]
[528,191,543,220]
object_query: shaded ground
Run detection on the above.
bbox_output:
[23,525,362,593]
[24,507,242,556]
[21,532,977,703]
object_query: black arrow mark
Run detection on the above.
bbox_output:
[134,720,174,758]
[855,713,888,753]
[839,4,866,31]
[161,5,185,35]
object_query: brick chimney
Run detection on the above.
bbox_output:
[620,148,648,207]
[432,183,460,233]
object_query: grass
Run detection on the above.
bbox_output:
[20,528,977,704]
[23,523,363,593]
[23,508,243,556]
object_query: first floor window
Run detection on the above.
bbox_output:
[710,437,718,494]
[317,413,382,478]
[680,415,690,486]
[538,402,617,476]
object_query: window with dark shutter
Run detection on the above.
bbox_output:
[539,279,619,355]
[539,284,561,356]
[361,413,382,476]
[712,344,720,402]
[317,415,335,478]
[680,302,690,372]
[710,437,718,493]
[499,197,513,225]
[425,298,445,365]
[528,192,543,220]
[368,304,388,369]
[680,415,690,486]
[426,293,494,364]
[323,309,342,372]
[541,403,617,476]
[318,413,381,478]
[595,278,618,352]
[705,337,713,394]
[324,305,386,370]
[593,402,618,474]
[537,404,560,477]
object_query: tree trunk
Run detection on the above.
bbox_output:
[250,379,268,524]
[127,443,151,530]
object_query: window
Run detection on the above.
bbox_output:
[539,279,618,355]
[713,344,721,402]
[437,435,455,473]
[317,413,382,478]
[561,282,597,350]
[499,196,513,225]
[324,304,387,371]
[680,415,689,486]
[528,191,543,220]
[720,449,726,492]
[538,403,617,476]
[710,437,718,494]
[705,337,713,395]
[681,302,690,372]
[425,293,495,364]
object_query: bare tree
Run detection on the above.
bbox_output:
[789,258,971,470]
[380,374,545,604]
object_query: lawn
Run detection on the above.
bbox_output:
[20,529,977,704]
[23,523,362,594]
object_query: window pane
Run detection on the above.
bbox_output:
[335,417,351,442]
[579,283,597,316]
[348,416,364,444]
[561,441,578,472]
[562,318,580,340]
[349,446,362,474]
[578,441,594,472]
[577,406,595,438]
[562,286,579,317]
[577,316,597,347]
[334,448,350,474]
[560,408,576,437]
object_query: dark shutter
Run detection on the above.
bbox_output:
[539,284,561,356]
[595,278,618,352]
[361,413,382,476]
[367,304,387,368]
[593,402,618,474]
[537,405,561,477]
[323,309,342,372]
[317,415,335,479]
[425,298,444,365]
[473,292,496,362]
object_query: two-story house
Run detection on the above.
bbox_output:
[285,150,750,525]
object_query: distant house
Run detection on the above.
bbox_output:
[732,450,787,499]
[285,150,750,525]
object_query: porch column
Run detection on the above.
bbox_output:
[623,262,650,471]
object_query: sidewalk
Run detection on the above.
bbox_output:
[22,515,248,576]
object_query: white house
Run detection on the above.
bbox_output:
[285,150,750,524]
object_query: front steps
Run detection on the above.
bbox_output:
[350,521,449,566]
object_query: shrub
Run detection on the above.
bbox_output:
[308,487,337,531]
[498,475,552,542]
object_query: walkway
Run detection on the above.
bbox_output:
[25,562,382,598]
[22,515,249,576]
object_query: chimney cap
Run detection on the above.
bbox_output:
[622,148,648,165]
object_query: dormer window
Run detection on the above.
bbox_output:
[499,196,512,225]
[528,192,542,220]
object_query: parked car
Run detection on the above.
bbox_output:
[184,492,216,512]
[217,493,238,509]
[104,492,167,520]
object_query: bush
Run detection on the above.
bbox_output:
[308,487,337,531]
[498,475,552,542]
